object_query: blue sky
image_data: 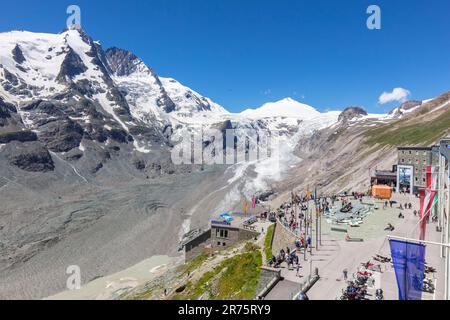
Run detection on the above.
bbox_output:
[1,0,449,113]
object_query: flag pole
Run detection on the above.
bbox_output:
[315,187,318,250]
[387,235,450,248]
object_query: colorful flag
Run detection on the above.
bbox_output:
[251,196,256,209]
[426,166,432,190]
[419,189,438,240]
[427,166,439,219]
[244,199,248,215]
[389,239,426,300]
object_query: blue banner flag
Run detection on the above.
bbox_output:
[389,239,426,300]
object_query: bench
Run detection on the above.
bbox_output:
[331,227,348,233]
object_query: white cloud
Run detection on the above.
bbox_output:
[378,87,411,104]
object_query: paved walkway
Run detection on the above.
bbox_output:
[373,194,445,300]
[265,194,446,300]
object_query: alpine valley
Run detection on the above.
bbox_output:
[0,29,449,299]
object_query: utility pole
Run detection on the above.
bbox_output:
[315,208,319,250]
[315,190,319,251]
[319,201,322,246]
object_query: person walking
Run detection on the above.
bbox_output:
[306,235,312,248]
[296,263,301,277]
[343,268,348,281]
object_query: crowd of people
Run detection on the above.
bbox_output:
[265,191,373,274]
[268,247,301,272]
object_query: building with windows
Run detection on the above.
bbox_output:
[182,212,260,262]
[210,213,260,252]
[397,146,439,193]
[371,166,397,188]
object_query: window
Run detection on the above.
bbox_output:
[216,228,229,239]
[217,241,221,246]
[223,242,226,247]
[401,159,405,163]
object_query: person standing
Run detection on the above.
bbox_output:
[343,269,348,281]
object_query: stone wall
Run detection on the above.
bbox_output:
[256,267,281,299]
[184,229,211,262]
[272,219,297,256]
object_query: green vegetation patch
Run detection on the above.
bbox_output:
[264,224,275,261]
[173,243,262,300]
[364,108,450,146]
[178,253,208,275]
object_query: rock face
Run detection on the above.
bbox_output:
[38,118,84,152]
[0,98,18,127]
[3,141,54,172]
[0,130,37,144]
[105,47,177,114]
[12,44,26,64]
[105,47,146,77]
[338,107,368,122]
[400,100,422,111]
[56,47,88,83]
[389,100,422,116]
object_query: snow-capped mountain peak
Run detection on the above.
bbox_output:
[160,77,228,116]
[240,97,321,120]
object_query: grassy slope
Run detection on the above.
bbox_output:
[264,224,275,262]
[173,243,262,300]
[365,108,450,147]
[178,253,208,276]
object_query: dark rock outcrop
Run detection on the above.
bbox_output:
[104,47,143,77]
[21,100,64,117]
[0,98,17,119]
[338,107,368,122]
[131,156,146,170]
[0,131,37,143]
[12,44,26,64]
[38,118,84,152]
[389,100,422,116]
[105,47,176,113]
[211,120,233,133]
[109,128,132,143]
[56,47,88,83]
[3,68,19,86]
[3,141,54,172]
[400,100,422,111]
